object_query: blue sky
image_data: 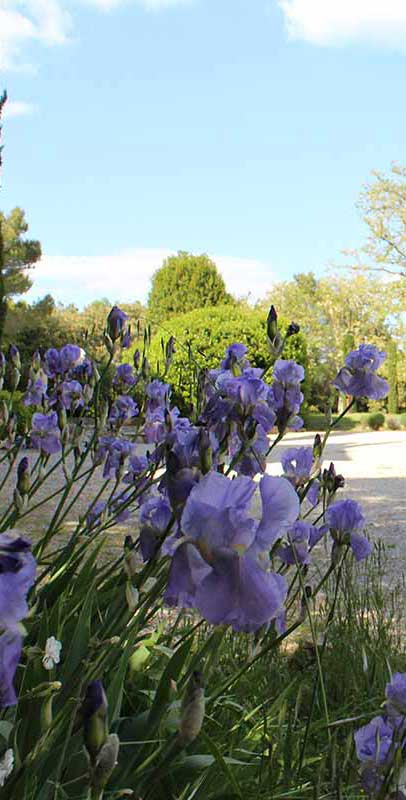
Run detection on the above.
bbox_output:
[2,0,406,306]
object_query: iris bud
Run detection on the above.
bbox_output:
[267,306,278,341]
[8,344,21,370]
[312,434,322,460]
[91,733,120,790]
[107,305,128,342]
[83,680,108,762]
[178,671,205,746]
[286,321,300,337]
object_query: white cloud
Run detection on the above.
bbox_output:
[140,0,192,10]
[0,0,71,71]
[3,100,36,118]
[0,0,193,70]
[279,0,406,47]
[25,248,276,307]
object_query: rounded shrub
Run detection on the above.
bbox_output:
[140,304,308,412]
[386,415,401,431]
[367,411,385,431]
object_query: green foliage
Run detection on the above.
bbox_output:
[0,207,42,345]
[399,412,406,429]
[148,251,232,320]
[367,411,385,430]
[387,339,399,414]
[3,296,146,366]
[258,271,399,411]
[0,389,34,435]
[143,304,308,412]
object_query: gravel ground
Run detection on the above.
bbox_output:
[1,430,405,579]
[267,430,406,583]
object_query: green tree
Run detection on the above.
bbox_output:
[148,251,232,320]
[0,208,42,344]
[346,164,406,278]
[141,304,307,412]
[259,272,396,410]
[387,339,399,414]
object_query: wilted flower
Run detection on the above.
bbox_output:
[0,749,13,787]
[334,344,389,400]
[178,671,205,745]
[42,636,62,670]
[30,411,61,456]
[325,498,371,561]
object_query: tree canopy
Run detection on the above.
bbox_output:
[147,251,232,320]
[259,271,400,410]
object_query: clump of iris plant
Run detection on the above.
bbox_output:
[355,673,406,798]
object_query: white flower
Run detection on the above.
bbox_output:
[0,750,14,787]
[42,636,62,671]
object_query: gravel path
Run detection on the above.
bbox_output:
[267,430,406,582]
[1,431,405,579]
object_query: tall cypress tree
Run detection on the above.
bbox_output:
[0,91,7,348]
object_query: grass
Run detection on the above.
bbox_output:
[177,542,406,799]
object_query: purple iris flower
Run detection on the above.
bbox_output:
[386,673,406,722]
[0,534,36,628]
[281,447,314,483]
[0,631,23,707]
[59,345,84,373]
[86,493,131,528]
[166,472,299,631]
[44,348,61,378]
[23,377,48,407]
[121,329,132,349]
[71,356,94,383]
[277,521,325,566]
[123,451,149,485]
[221,343,249,370]
[146,380,170,411]
[113,363,137,390]
[355,716,394,766]
[0,534,36,707]
[268,360,305,432]
[108,395,139,425]
[60,380,84,411]
[334,344,389,400]
[96,436,133,478]
[325,498,371,561]
[139,495,172,560]
[30,411,61,455]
